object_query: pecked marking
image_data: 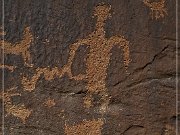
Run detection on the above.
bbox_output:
[143,0,168,19]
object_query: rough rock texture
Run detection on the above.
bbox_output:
[0,0,179,135]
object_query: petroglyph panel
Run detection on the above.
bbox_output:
[1,0,176,135]
[20,4,130,115]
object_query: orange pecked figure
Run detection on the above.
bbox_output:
[143,0,168,19]
[62,4,130,113]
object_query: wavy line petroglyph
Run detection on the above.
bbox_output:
[0,88,32,123]
[22,4,130,113]
[143,0,167,19]
[65,119,104,135]
[0,27,33,67]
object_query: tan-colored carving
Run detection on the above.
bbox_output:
[0,27,33,66]
[22,4,130,113]
[65,4,130,112]
[65,119,104,135]
[44,97,56,108]
[0,64,16,72]
[0,88,32,123]
[21,65,85,92]
[143,0,167,19]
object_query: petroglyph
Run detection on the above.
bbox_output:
[0,27,33,66]
[21,62,86,91]
[143,0,167,19]
[65,119,104,135]
[21,4,130,113]
[22,67,62,92]
[44,97,56,108]
[64,4,130,112]
[0,64,16,72]
[0,88,32,123]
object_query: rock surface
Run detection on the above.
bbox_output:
[0,0,178,135]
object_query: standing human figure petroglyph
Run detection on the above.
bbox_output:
[63,4,131,112]
[22,4,130,113]
[143,0,167,19]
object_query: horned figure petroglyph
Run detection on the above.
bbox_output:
[143,0,167,19]
[22,4,130,113]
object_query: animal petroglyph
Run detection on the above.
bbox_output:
[65,119,104,135]
[0,27,33,67]
[0,88,32,123]
[22,4,130,113]
[143,0,167,19]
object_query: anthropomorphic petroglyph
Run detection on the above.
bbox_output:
[0,88,32,123]
[63,4,130,112]
[143,0,167,19]
[0,27,33,67]
[22,4,130,113]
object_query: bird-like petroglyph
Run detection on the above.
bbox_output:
[22,4,130,113]
[0,88,32,123]
[0,27,33,67]
[143,0,167,19]
[65,119,104,135]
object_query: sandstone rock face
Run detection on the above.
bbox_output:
[0,0,178,135]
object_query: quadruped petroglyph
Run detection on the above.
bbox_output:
[143,0,167,19]
[0,88,32,123]
[0,27,33,67]
[22,4,131,113]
